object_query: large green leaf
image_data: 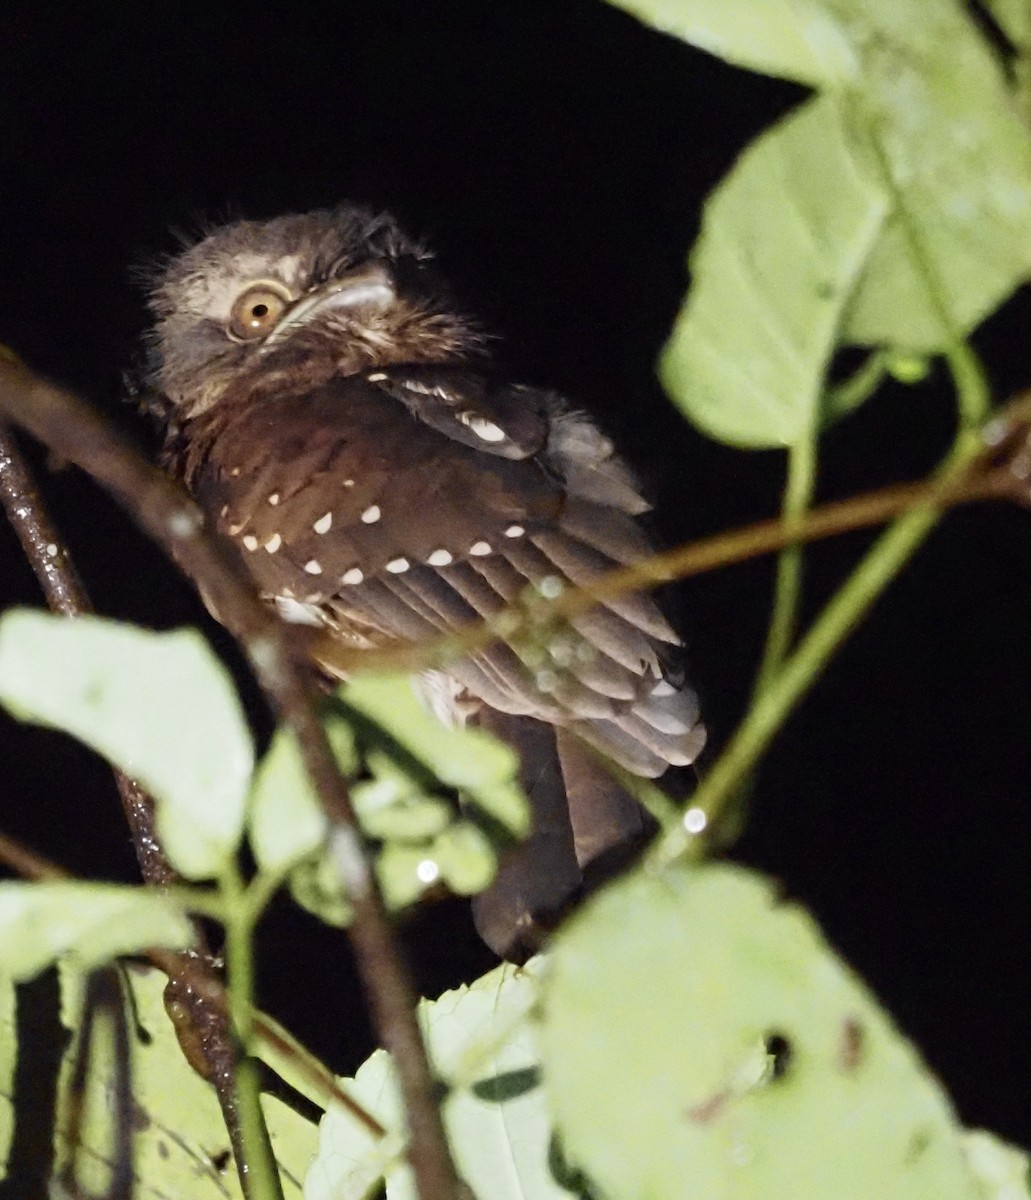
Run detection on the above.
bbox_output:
[0,978,14,1172]
[963,1130,1031,1199]
[661,95,886,447]
[606,0,856,87]
[983,0,1031,48]
[308,959,573,1200]
[623,0,1031,444]
[839,2,1031,349]
[0,883,192,979]
[0,612,253,879]
[18,964,317,1198]
[541,864,990,1200]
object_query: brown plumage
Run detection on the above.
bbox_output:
[144,205,705,956]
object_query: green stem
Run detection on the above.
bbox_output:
[752,432,817,698]
[244,868,287,928]
[710,431,817,847]
[163,884,229,923]
[823,350,889,424]
[667,342,990,859]
[221,865,284,1200]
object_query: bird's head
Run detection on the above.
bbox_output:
[145,206,481,419]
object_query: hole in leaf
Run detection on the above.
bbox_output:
[471,1065,541,1102]
[764,1031,793,1081]
[209,1149,231,1173]
[548,1133,598,1199]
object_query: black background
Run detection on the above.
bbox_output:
[1,0,1029,1146]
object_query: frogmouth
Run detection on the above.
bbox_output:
[143,205,705,957]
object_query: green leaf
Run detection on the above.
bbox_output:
[17,964,317,1198]
[0,976,15,1170]
[660,95,886,447]
[605,0,857,88]
[376,844,440,911]
[249,678,518,923]
[962,1130,1031,1200]
[0,883,192,980]
[982,0,1031,50]
[625,0,1031,370]
[839,2,1031,349]
[0,612,253,879]
[288,852,354,928]
[430,822,496,896]
[541,864,987,1200]
[356,785,452,842]
[339,674,529,836]
[248,716,357,875]
[308,959,575,1200]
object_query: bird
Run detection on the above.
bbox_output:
[143,205,706,958]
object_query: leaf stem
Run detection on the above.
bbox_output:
[221,863,285,1200]
[752,431,817,697]
[822,350,889,425]
[669,342,991,856]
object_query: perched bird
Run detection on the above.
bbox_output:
[144,205,705,957]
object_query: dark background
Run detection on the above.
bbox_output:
[1,0,1028,1147]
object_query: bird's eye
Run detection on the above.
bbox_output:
[228,283,292,341]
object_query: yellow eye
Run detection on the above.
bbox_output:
[228,283,291,341]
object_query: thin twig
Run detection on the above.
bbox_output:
[0,357,457,1200]
[310,445,1018,681]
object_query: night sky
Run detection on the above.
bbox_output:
[1,2,1029,1145]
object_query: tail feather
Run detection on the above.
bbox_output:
[471,713,658,959]
[471,711,581,958]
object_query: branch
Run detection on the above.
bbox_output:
[0,423,180,886]
[0,422,257,1192]
[0,357,457,1200]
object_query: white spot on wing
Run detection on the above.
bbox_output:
[313,511,333,534]
[459,411,506,442]
[469,541,492,556]
[228,522,245,535]
[367,372,388,382]
[386,557,410,573]
[268,493,280,506]
[504,525,525,538]
[264,533,282,553]
[46,543,58,557]
[342,567,364,585]
[427,549,453,566]
[242,535,259,551]
[304,559,323,575]
[343,479,355,487]
[361,505,381,524]
[274,596,324,626]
